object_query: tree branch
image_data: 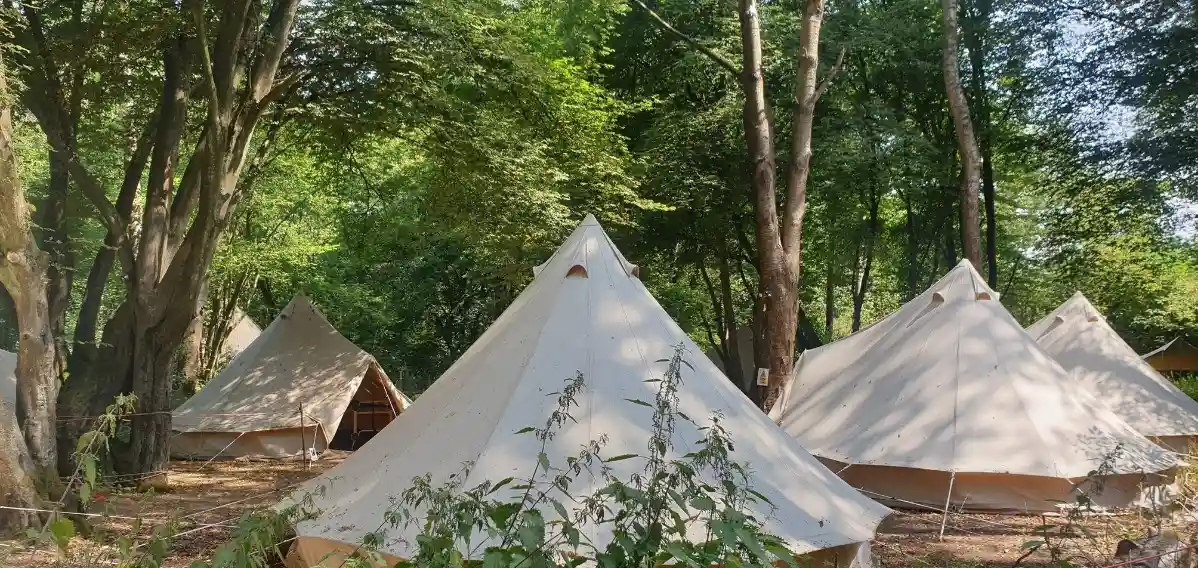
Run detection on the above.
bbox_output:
[812,47,846,104]
[629,0,740,77]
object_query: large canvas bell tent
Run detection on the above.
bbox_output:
[1028,293,1198,454]
[769,260,1178,513]
[172,296,410,459]
[282,215,890,568]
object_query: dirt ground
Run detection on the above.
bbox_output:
[0,458,1182,568]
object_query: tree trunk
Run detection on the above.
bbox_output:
[737,0,796,410]
[964,0,997,287]
[824,258,834,339]
[796,307,823,351]
[0,53,61,497]
[0,399,40,534]
[902,194,920,301]
[717,245,744,389]
[42,151,72,377]
[57,303,134,476]
[940,0,982,269]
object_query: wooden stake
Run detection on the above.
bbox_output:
[939,471,956,540]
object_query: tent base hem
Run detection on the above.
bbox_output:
[284,536,874,568]
[819,458,1176,513]
[170,427,327,460]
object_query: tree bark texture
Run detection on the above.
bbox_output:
[0,398,40,534]
[0,53,62,491]
[940,0,982,269]
[43,151,72,379]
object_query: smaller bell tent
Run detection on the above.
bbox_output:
[172,296,409,459]
[1028,293,1198,454]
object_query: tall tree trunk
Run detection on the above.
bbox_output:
[824,257,835,339]
[942,187,958,269]
[0,54,61,496]
[717,244,744,389]
[940,0,982,269]
[902,193,920,301]
[737,0,795,409]
[632,0,837,411]
[42,151,72,378]
[964,0,998,287]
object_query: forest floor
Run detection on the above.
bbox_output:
[0,458,1184,568]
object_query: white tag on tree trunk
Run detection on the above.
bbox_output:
[756,368,770,386]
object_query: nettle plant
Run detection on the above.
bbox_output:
[335,344,803,568]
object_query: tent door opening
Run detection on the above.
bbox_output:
[329,366,399,451]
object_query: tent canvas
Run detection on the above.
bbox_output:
[1143,338,1198,375]
[223,308,262,359]
[770,260,1178,513]
[1028,293,1198,453]
[283,215,890,567]
[172,296,410,459]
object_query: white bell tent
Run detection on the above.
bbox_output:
[1028,292,1198,454]
[172,296,410,459]
[283,215,891,567]
[770,260,1178,513]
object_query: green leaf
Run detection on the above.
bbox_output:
[1021,540,1045,550]
[483,550,507,568]
[518,513,546,550]
[552,499,570,521]
[515,427,536,434]
[733,524,770,560]
[604,454,638,463]
[689,494,716,512]
[489,503,521,528]
[83,458,97,487]
[79,484,91,505]
[48,518,75,552]
[488,477,515,495]
[623,398,652,407]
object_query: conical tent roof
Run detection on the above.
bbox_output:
[770,260,1176,479]
[223,308,263,359]
[0,349,15,404]
[173,295,405,445]
[288,215,890,563]
[1028,292,1198,440]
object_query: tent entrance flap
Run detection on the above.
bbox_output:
[329,366,399,451]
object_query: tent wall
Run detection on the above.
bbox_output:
[1146,347,1198,375]
[172,426,326,459]
[1154,435,1197,455]
[285,537,873,568]
[821,458,1174,513]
